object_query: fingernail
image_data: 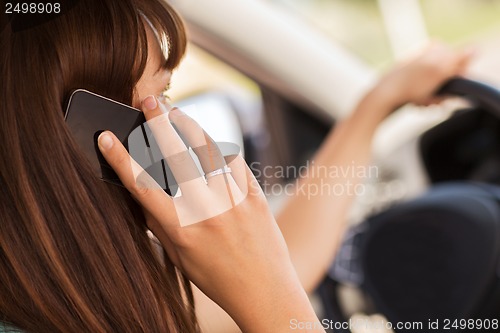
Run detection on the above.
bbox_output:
[143,95,158,111]
[159,100,173,112]
[169,107,184,117]
[98,131,114,151]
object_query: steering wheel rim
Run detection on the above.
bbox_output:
[438,77,500,117]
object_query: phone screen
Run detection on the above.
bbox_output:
[64,89,171,194]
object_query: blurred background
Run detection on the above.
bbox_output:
[167,0,500,215]
[165,1,500,332]
[270,0,500,68]
[169,0,500,101]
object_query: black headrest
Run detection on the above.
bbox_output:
[360,183,500,330]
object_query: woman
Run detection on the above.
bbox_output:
[0,0,471,332]
[1,0,322,332]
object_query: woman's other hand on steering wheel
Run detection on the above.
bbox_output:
[374,41,475,110]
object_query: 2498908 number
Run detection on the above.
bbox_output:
[5,2,61,14]
[443,319,499,330]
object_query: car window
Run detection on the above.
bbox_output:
[268,0,500,69]
[168,44,260,103]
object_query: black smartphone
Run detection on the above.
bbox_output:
[64,89,172,194]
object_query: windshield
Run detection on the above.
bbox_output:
[268,0,500,72]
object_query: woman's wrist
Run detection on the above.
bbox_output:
[236,291,321,333]
[362,81,403,118]
[227,272,323,332]
[343,84,401,139]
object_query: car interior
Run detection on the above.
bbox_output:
[167,0,500,331]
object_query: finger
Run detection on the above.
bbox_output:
[418,96,447,107]
[456,47,476,75]
[97,131,180,230]
[141,96,208,197]
[168,108,229,188]
[166,108,246,208]
[221,152,262,198]
[438,44,474,76]
[224,154,248,194]
[242,159,264,198]
[169,108,226,173]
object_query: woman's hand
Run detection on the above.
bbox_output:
[97,96,322,332]
[270,42,475,313]
[372,41,474,112]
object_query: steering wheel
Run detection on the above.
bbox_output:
[319,77,500,333]
[422,77,500,184]
[437,77,500,117]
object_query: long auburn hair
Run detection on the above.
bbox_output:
[0,0,199,332]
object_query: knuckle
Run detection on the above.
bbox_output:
[165,150,191,167]
[147,113,171,129]
[130,171,162,197]
[420,56,438,70]
[169,228,193,248]
[206,141,221,156]
[113,151,130,169]
[130,182,150,197]
[197,149,224,170]
[170,111,190,126]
